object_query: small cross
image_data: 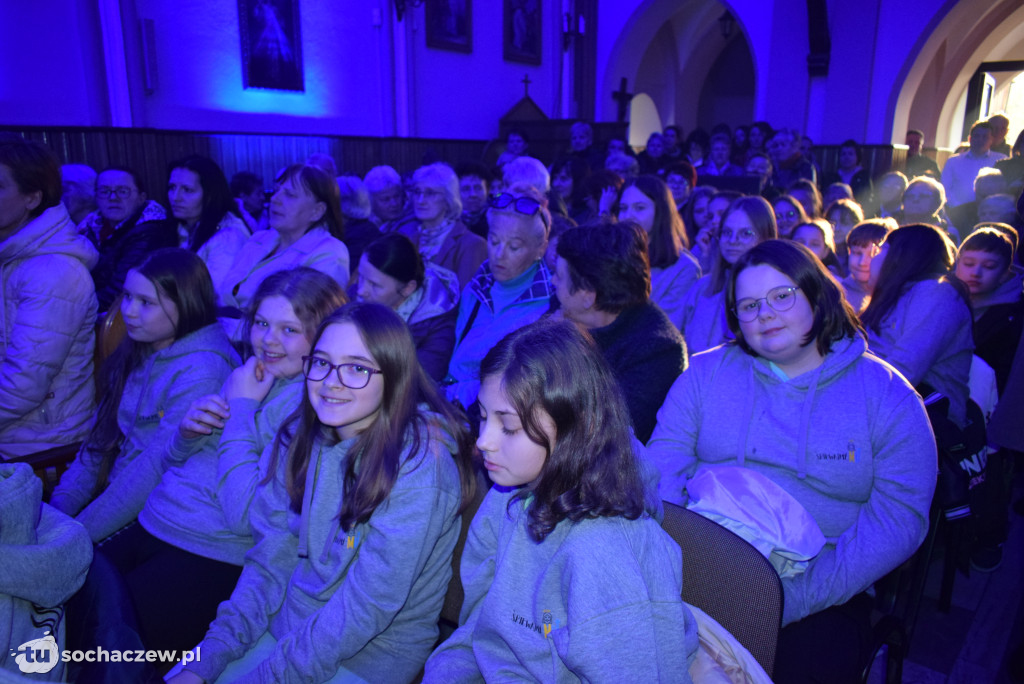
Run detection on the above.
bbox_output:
[612,77,633,122]
[522,74,532,97]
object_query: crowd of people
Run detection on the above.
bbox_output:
[0,109,1022,683]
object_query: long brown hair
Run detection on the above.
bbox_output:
[267,302,474,530]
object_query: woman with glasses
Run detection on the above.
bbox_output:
[772,194,809,238]
[649,239,935,683]
[443,184,553,410]
[397,162,486,290]
[616,175,701,330]
[168,302,476,684]
[219,164,350,327]
[680,196,778,354]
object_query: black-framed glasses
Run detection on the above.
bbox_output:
[97,186,135,199]
[734,286,801,322]
[301,356,382,389]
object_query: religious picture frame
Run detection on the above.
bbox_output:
[426,0,472,53]
[238,0,305,91]
[503,0,541,65]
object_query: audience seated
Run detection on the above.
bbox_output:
[786,178,824,219]
[903,128,941,178]
[60,163,98,226]
[443,183,552,409]
[336,174,381,268]
[902,176,955,237]
[455,161,492,238]
[988,114,1011,157]
[702,133,743,177]
[218,163,350,327]
[553,221,686,442]
[167,155,251,294]
[825,197,866,270]
[768,127,816,188]
[364,164,414,233]
[649,239,936,683]
[875,170,908,219]
[357,233,460,381]
[823,181,853,207]
[840,218,896,312]
[399,162,486,289]
[822,139,872,205]
[947,167,1009,237]
[617,175,701,330]
[229,171,265,233]
[549,156,591,224]
[772,194,809,239]
[0,136,99,460]
[942,120,1007,209]
[638,132,667,175]
[80,166,174,311]
[665,161,697,212]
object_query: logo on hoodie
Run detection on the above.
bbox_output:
[816,441,857,463]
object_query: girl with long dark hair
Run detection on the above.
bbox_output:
[425,319,697,682]
[170,302,475,684]
[50,248,239,542]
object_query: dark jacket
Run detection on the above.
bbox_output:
[407,264,460,382]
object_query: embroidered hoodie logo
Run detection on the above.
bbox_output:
[511,609,560,638]
[816,441,856,462]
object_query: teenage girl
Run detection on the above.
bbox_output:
[680,196,778,354]
[50,248,239,543]
[424,319,697,682]
[92,267,347,657]
[617,174,701,330]
[861,223,974,427]
[169,302,475,684]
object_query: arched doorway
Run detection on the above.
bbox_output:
[891,0,1024,149]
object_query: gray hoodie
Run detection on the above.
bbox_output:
[648,337,936,625]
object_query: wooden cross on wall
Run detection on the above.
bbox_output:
[612,77,633,122]
[522,74,532,98]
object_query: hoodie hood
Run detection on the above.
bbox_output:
[971,269,1023,317]
[0,204,98,270]
[408,262,460,325]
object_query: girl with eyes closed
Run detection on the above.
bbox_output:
[648,239,935,683]
[169,302,475,684]
[425,319,697,683]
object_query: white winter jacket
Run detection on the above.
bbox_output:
[0,204,98,459]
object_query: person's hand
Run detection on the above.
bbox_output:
[222,356,275,403]
[696,226,714,251]
[179,395,230,439]
[598,186,618,216]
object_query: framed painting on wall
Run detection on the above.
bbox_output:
[426,0,472,53]
[503,0,541,65]
[238,0,305,91]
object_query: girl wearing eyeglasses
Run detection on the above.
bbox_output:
[426,319,697,682]
[679,196,778,354]
[169,302,475,684]
[772,194,808,239]
[649,239,935,683]
[71,268,345,682]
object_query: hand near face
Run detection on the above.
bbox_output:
[179,394,230,439]
[223,356,276,403]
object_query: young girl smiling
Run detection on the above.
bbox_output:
[171,302,475,684]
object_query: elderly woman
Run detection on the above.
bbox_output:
[168,155,250,292]
[0,136,99,459]
[218,164,349,322]
[553,221,686,442]
[443,184,553,408]
[336,175,381,268]
[356,233,460,381]
[650,239,935,682]
[398,162,487,290]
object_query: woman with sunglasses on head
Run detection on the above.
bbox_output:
[649,240,935,683]
[168,302,476,684]
[443,184,553,410]
[397,162,487,290]
[680,196,778,354]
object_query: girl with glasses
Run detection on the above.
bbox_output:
[649,239,935,683]
[169,302,475,684]
[772,194,808,239]
[426,319,697,682]
[73,268,346,682]
[680,196,778,354]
